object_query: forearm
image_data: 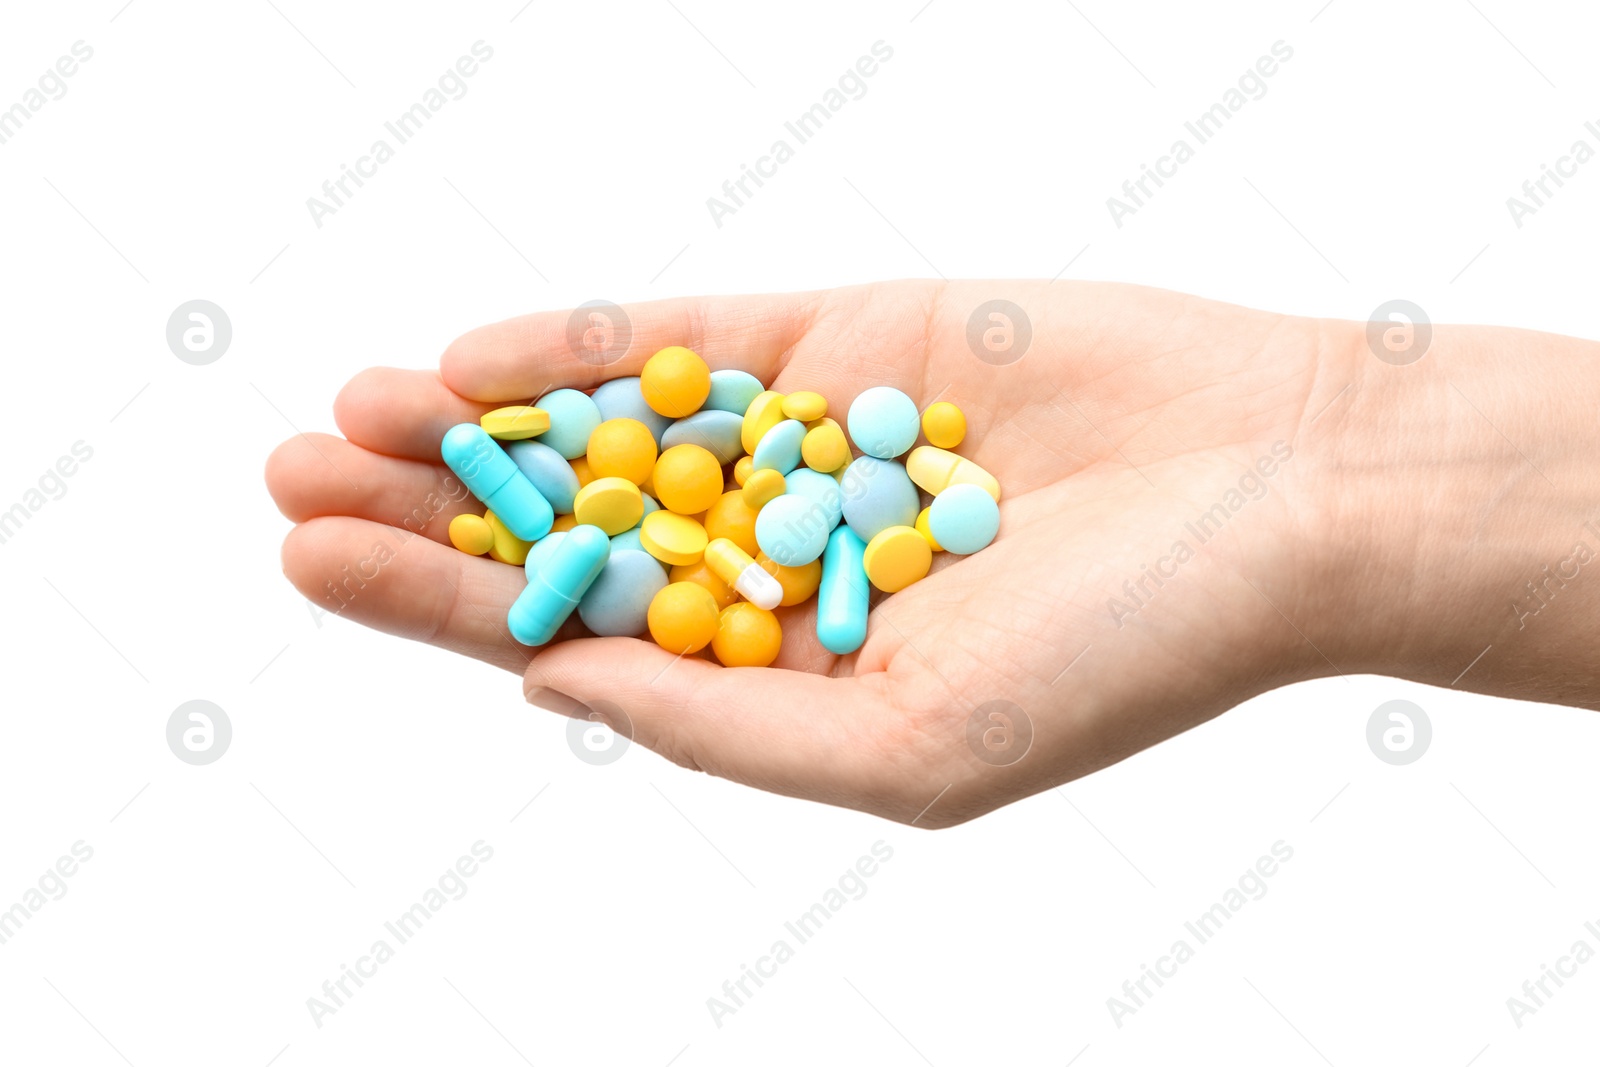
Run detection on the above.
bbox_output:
[1303,319,1600,705]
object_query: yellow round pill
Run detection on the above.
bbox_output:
[569,456,597,489]
[915,506,944,552]
[573,476,644,536]
[639,510,708,566]
[647,581,720,654]
[801,418,849,473]
[641,346,711,418]
[733,456,754,486]
[703,490,760,557]
[711,603,782,667]
[448,513,494,555]
[921,401,967,449]
[741,468,786,511]
[781,391,827,422]
[479,405,550,440]
[484,510,533,565]
[863,525,932,592]
[587,418,658,485]
[550,513,579,533]
[652,444,724,515]
[755,552,822,607]
[741,391,787,455]
[670,560,739,609]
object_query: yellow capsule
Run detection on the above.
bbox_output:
[915,506,944,552]
[639,511,709,566]
[573,476,644,536]
[703,538,784,610]
[587,418,658,485]
[801,418,849,472]
[920,401,966,449]
[863,525,932,592]
[711,602,783,667]
[653,444,724,515]
[641,346,711,418]
[905,446,1000,501]
[733,456,755,486]
[755,552,822,607]
[703,490,760,557]
[484,510,533,565]
[448,513,494,556]
[741,391,787,455]
[647,581,720,654]
[741,468,787,511]
[781,391,827,422]
[479,405,550,440]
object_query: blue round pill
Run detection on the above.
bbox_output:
[846,386,920,459]
[592,376,673,446]
[839,456,919,542]
[751,419,806,474]
[661,409,745,464]
[505,440,581,514]
[704,369,765,415]
[784,468,843,530]
[928,483,1000,554]
[755,494,832,566]
[579,548,669,636]
[537,389,602,459]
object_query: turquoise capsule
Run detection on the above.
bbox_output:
[817,525,869,655]
[441,424,553,541]
[509,524,610,646]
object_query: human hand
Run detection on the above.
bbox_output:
[263,280,1391,826]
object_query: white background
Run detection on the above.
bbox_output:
[2,0,1597,1063]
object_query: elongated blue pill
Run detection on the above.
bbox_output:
[509,524,611,645]
[816,525,869,655]
[441,423,554,541]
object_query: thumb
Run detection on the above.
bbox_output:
[523,637,885,805]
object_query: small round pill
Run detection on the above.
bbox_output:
[928,483,1000,554]
[783,468,843,530]
[579,549,669,637]
[741,468,787,511]
[703,490,760,557]
[484,510,533,565]
[536,389,603,459]
[448,513,494,555]
[670,559,739,609]
[480,405,551,440]
[838,456,919,543]
[704,368,766,415]
[751,419,806,474]
[781,391,828,422]
[587,418,658,485]
[801,418,849,472]
[661,409,744,464]
[741,391,788,455]
[592,376,673,446]
[862,525,932,592]
[573,476,644,536]
[712,603,782,667]
[733,456,754,486]
[755,494,830,566]
[652,443,724,515]
[640,346,711,418]
[847,386,920,459]
[639,510,709,566]
[755,551,822,606]
[647,581,720,653]
[921,401,966,449]
[915,506,944,552]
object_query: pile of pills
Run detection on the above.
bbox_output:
[440,347,1001,666]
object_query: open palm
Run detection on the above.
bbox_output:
[266,280,1339,826]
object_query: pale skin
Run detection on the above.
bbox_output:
[264,280,1600,827]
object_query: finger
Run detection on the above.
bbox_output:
[266,434,479,545]
[440,292,825,401]
[282,516,532,673]
[522,638,909,810]
[333,367,496,461]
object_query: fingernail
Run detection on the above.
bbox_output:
[527,686,589,719]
